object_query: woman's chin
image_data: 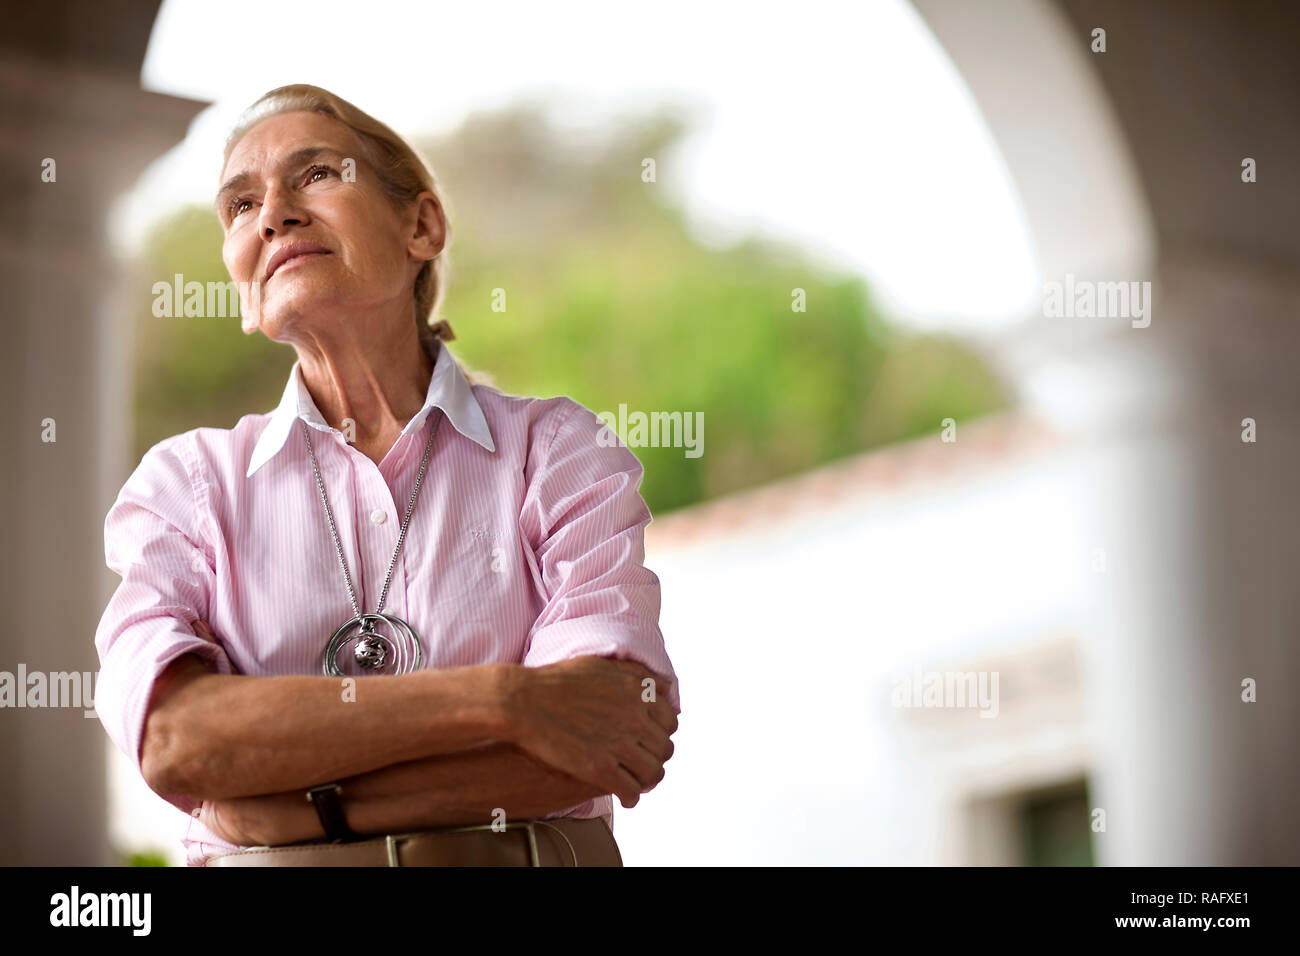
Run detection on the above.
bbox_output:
[250,308,315,344]
[256,286,337,330]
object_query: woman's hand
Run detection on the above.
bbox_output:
[196,797,258,846]
[503,656,678,810]
[197,792,323,847]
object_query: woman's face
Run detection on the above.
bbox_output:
[217,110,438,341]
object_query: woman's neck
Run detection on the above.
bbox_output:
[294,323,436,462]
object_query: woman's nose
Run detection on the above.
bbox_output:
[258,185,309,238]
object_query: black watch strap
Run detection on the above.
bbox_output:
[305,783,358,843]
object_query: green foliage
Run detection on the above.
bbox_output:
[134,208,287,451]
[132,102,1009,514]
[125,849,169,867]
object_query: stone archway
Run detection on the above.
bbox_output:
[914,0,1300,864]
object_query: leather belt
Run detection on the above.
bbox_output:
[204,816,622,867]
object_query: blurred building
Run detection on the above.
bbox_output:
[619,412,1099,865]
[624,0,1300,866]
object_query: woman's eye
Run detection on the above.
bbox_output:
[226,166,332,221]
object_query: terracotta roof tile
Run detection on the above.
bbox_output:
[645,411,1063,550]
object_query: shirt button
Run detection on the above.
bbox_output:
[370,509,387,524]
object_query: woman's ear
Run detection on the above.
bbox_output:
[408,192,446,262]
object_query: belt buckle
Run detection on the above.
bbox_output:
[494,821,543,866]
[523,821,543,867]
[381,822,539,866]
[515,820,580,867]
[384,820,577,866]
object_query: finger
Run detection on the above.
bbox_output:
[646,697,678,734]
[196,799,216,835]
[635,719,673,761]
[648,731,674,764]
[591,757,644,809]
[616,739,665,792]
[610,765,643,809]
[634,742,669,793]
[559,745,632,804]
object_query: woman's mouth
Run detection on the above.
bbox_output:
[269,251,330,280]
[264,241,333,282]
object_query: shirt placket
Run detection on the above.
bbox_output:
[369,431,423,629]
[354,447,405,623]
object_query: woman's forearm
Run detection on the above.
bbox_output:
[225,743,608,845]
[142,654,516,801]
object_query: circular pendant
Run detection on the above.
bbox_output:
[321,613,424,676]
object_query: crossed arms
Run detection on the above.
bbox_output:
[141,623,679,847]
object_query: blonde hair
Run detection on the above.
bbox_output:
[222,84,456,348]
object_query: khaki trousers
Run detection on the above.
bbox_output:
[204,817,622,867]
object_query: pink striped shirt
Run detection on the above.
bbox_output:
[93,337,679,866]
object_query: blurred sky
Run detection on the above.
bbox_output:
[116,0,1040,331]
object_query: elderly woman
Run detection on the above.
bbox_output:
[93,85,680,867]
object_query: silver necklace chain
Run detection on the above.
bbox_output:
[300,413,441,620]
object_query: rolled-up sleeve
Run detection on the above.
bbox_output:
[93,436,234,813]
[520,399,680,713]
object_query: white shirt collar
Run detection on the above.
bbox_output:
[246,337,495,478]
